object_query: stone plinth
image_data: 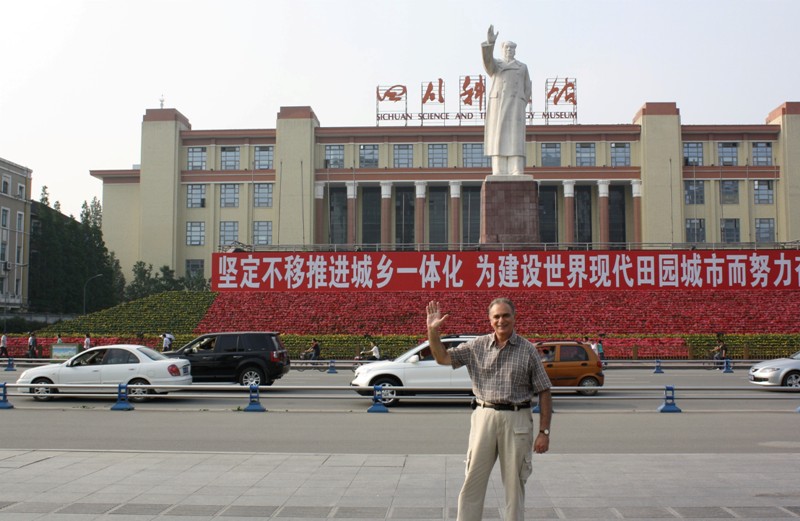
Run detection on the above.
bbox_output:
[480,175,540,244]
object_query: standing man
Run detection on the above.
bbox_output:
[426,299,552,521]
[0,332,8,358]
[27,332,38,359]
[482,25,532,176]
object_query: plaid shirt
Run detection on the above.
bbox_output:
[449,332,551,404]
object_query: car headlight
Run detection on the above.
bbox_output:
[18,370,29,380]
[757,367,780,374]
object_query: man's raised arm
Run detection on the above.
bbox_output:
[426,301,452,366]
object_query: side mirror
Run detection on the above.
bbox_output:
[408,355,420,363]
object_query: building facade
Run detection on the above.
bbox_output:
[91,102,800,279]
[0,157,32,310]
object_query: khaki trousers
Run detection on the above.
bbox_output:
[457,407,534,521]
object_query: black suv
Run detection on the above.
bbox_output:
[165,332,290,386]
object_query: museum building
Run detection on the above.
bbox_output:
[90,102,800,279]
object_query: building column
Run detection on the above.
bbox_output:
[597,180,610,245]
[414,181,427,248]
[346,181,357,246]
[563,180,575,245]
[314,182,326,244]
[449,181,461,250]
[380,181,393,249]
[631,179,642,245]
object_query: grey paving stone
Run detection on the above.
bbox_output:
[728,506,795,518]
[559,507,617,518]
[523,507,559,519]
[670,506,734,518]
[167,504,225,516]
[220,505,279,517]
[448,506,501,519]
[57,502,119,514]
[0,503,15,511]
[276,505,334,517]
[334,506,390,518]
[785,506,800,515]
[390,506,444,519]
[1,502,62,513]
[618,506,678,518]
[110,503,172,515]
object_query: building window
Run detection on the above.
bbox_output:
[610,143,630,167]
[685,218,705,243]
[185,259,204,278]
[186,222,205,246]
[683,142,703,166]
[0,242,6,262]
[254,183,273,207]
[719,180,739,205]
[220,184,239,208]
[684,180,705,205]
[220,146,240,170]
[428,144,448,168]
[0,208,8,228]
[16,184,25,199]
[395,187,415,250]
[359,144,379,168]
[393,144,413,168]
[16,212,23,232]
[755,218,775,243]
[254,146,274,169]
[462,186,481,244]
[752,142,772,166]
[187,184,206,208]
[753,180,774,204]
[462,143,490,167]
[187,147,207,170]
[428,187,448,246]
[718,142,738,166]
[219,221,239,246]
[575,186,592,242]
[329,186,347,244]
[541,143,561,167]
[608,185,627,243]
[1,177,9,194]
[720,218,740,243]
[15,245,22,264]
[576,143,595,167]
[253,221,273,246]
[325,145,345,169]
[361,187,381,245]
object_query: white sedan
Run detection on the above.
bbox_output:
[748,351,800,387]
[16,345,192,401]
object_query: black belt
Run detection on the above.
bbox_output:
[474,399,531,411]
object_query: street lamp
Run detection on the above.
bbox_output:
[83,274,103,315]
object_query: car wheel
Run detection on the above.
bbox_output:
[127,378,153,402]
[239,367,265,386]
[782,371,800,388]
[577,376,600,396]
[31,377,56,401]
[371,376,402,406]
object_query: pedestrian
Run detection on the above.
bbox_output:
[56,333,64,344]
[713,334,728,370]
[161,333,174,351]
[27,332,38,358]
[584,335,598,356]
[597,333,606,365]
[83,333,91,352]
[426,299,552,521]
[0,332,8,358]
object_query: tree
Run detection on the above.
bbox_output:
[39,186,50,207]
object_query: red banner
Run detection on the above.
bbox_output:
[212,250,800,292]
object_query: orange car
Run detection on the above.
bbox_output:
[535,341,605,395]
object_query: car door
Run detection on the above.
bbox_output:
[178,335,219,381]
[553,344,590,386]
[99,348,140,386]
[59,349,107,390]
[212,334,242,381]
[402,340,469,390]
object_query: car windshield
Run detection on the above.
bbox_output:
[791,351,800,361]
[137,346,168,361]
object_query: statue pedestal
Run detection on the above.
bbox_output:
[480,175,540,245]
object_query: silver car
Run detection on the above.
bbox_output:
[748,351,800,387]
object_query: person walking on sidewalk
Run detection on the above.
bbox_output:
[0,333,8,358]
[426,298,552,521]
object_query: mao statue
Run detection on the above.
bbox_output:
[481,25,532,175]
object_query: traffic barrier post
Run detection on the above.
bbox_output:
[653,359,664,374]
[722,359,734,373]
[0,383,13,409]
[244,384,266,412]
[327,360,338,374]
[110,384,135,411]
[4,358,15,372]
[367,384,389,413]
[657,385,682,413]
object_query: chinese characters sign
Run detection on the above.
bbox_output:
[212,250,800,292]
[376,76,577,126]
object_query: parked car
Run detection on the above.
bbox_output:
[748,351,800,387]
[164,332,290,386]
[350,335,604,405]
[16,345,192,402]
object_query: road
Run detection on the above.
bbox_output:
[1,365,798,455]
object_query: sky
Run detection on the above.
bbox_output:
[2,0,798,218]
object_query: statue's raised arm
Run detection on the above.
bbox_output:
[487,24,498,45]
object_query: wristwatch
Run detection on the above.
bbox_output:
[539,428,550,436]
